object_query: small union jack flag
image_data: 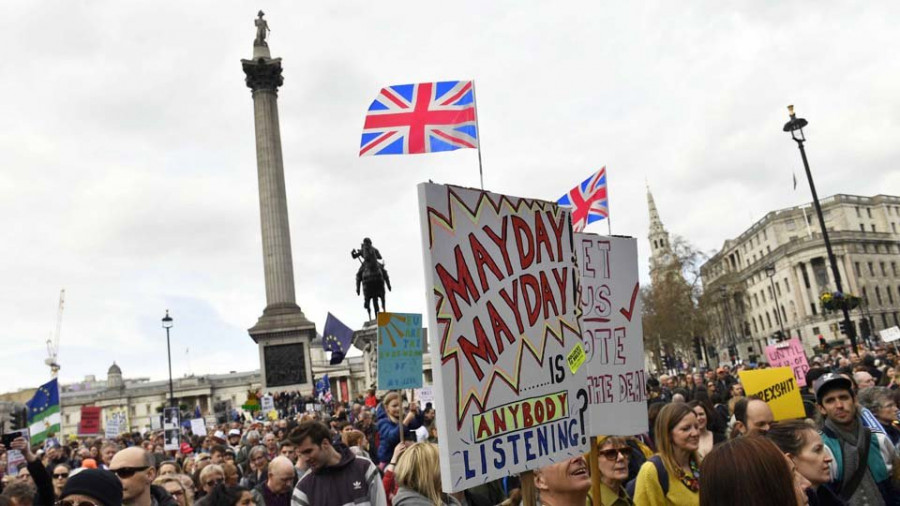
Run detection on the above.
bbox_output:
[359,80,478,156]
[557,167,609,232]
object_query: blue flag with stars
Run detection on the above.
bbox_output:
[323,312,354,365]
[26,378,60,446]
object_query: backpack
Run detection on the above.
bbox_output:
[626,455,669,499]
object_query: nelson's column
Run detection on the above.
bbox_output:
[241,12,314,391]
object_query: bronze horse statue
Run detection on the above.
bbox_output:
[352,238,392,320]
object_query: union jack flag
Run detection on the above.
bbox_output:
[556,167,609,232]
[360,80,478,156]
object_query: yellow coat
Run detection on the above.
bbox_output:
[631,460,699,506]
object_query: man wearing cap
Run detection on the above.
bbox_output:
[227,429,242,452]
[109,447,178,506]
[814,373,894,505]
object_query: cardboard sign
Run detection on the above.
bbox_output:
[190,418,207,437]
[377,312,424,390]
[418,183,589,492]
[765,338,811,387]
[738,367,805,421]
[576,234,648,436]
[79,406,102,435]
[880,326,900,343]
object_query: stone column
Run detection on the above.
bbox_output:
[242,36,315,391]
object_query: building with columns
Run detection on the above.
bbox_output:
[700,194,900,362]
[51,336,432,435]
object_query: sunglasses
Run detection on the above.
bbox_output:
[56,501,100,506]
[53,473,70,479]
[597,447,630,461]
[112,466,150,478]
[205,477,225,488]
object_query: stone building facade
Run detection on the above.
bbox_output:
[54,334,432,435]
[700,194,900,362]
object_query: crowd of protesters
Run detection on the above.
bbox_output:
[1,343,899,506]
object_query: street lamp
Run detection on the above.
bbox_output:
[765,264,787,341]
[162,310,175,408]
[783,106,858,353]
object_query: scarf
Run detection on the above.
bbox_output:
[823,417,884,506]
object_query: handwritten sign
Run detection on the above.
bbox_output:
[105,411,127,439]
[415,386,434,405]
[738,367,805,421]
[79,406,102,435]
[190,418,207,437]
[765,338,810,387]
[880,326,900,343]
[418,183,589,492]
[377,312,424,390]
[577,234,648,436]
[261,395,275,414]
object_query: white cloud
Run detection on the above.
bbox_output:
[2,1,898,391]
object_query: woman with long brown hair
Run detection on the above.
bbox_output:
[700,436,810,506]
[633,403,701,505]
[766,420,844,506]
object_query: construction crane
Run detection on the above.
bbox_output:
[45,289,65,377]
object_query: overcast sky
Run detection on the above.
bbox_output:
[2,1,898,392]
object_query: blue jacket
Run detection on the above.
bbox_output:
[375,403,423,464]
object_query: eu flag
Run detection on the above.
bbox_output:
[323,312,354,365]
[26,378,60,445]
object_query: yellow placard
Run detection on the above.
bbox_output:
[566,342,586,374]
[738,367,805,421]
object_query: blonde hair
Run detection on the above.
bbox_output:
[395,443,443,504]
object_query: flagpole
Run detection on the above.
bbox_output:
[472,80,485,190]
[606,168,612,236]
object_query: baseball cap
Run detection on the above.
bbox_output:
[228,429,241,437]
[180,442,193,454]
[813,373,853,403]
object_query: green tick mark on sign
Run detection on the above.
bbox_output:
[567,342,586,373]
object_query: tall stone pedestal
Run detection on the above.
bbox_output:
[352,320,378,390]
[250,308,315,392]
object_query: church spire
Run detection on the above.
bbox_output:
[647,186,673,281]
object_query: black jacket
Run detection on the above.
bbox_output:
[28,458,55,506]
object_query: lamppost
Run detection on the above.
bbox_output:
[162,310,175,408]
[783,106,858,354]
[765,264,787,341]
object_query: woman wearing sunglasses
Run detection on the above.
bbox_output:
[589,436,633,506]
[51,463,71,499]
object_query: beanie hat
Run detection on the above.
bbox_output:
[60,469,123,506]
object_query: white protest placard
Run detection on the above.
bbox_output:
[190,418,207,437]
[415,386,434,405]
[576,234,648,436]
[419,183,590,492]
[880,326,900,343]
[105,412,127,439]
[765,338,811,387]
[260,395,274,413]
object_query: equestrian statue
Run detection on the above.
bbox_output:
[352,238,392,320]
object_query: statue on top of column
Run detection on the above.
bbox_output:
[254,11,270,47]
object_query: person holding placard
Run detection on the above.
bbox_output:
[375,393,422,468]
[632,403,701,505]
[532,455,591,506]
